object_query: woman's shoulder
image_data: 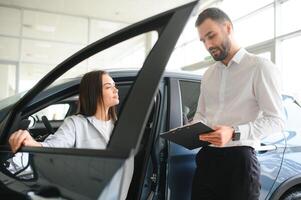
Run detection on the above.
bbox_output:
[64,114,88,124]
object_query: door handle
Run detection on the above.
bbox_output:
[28,186,61,198]
[255,144,277,154]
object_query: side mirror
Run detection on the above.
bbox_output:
[1,152,36,181]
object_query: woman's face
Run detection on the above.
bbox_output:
[101,74,119,108]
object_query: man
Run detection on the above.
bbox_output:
[191,8,284,200]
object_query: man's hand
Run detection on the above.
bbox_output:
[9,130,42,153]
[199,125,234,147]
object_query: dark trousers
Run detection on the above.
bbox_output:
[191,146,261,200]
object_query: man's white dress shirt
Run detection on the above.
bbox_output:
[193,48,284,148]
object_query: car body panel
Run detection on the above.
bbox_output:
[267,96,301,199]
[257,133,286,199]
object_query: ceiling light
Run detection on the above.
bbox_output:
[25,53,48,59]
[35,25,56,33]
[35,42,52,48]
[23,24,56,33]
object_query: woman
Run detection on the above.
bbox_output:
[9,70,119,152]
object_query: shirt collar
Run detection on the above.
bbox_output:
[231,48,246,65]
[217,48,246,68]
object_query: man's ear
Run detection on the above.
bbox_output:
[225,21,233,34]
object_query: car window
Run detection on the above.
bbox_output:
[0,78,76,110]
[33,104,70,121]
[2,0,196,153]
[27,81,133,144]
[0,91,25,110]
[179,80,200,124]
[48,31,158,87]
[9,30,158,150]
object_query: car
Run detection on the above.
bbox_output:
[1,1,301,200]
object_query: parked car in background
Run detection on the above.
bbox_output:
[1,1,301,199]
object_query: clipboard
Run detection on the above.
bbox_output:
[160,121,213,150]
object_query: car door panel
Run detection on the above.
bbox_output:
[0,1,200,199]
[166,78,198,200]
[0,147,128,200]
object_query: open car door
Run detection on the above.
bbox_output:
[0,1,199,199]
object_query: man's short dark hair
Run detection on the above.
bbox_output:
[195,7,232,27]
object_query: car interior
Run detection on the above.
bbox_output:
[1,77,167,199]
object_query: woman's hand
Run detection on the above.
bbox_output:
[9,130,41,153]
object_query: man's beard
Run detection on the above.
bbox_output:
[209,38,231,61]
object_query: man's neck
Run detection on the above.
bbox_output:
[222,46,240,66]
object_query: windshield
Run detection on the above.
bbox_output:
[0,92,26,110]
[0,78,77,110]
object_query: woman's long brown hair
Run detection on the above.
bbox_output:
[78,70,117,122]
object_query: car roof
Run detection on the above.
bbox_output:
[104,68,201,81]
